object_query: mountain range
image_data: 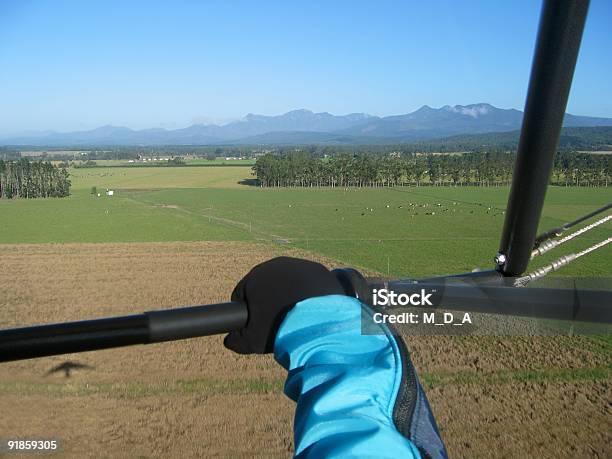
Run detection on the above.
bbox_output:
[3,103,612,146]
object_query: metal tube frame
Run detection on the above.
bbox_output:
[497,0,590,276]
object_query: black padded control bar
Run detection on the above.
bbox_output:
[0,302,247,362]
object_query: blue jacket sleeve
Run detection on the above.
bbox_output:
[274,294,448,459]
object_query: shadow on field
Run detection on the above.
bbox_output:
[44,361,94,378]
[237,178,259,186]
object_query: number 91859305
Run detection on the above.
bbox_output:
[1,439,59,453]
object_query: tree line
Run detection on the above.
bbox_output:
[1,146,260,162]
[0,159,71,198]
[253,151,610,188]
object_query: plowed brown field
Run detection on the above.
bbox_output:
[0,243,610,458]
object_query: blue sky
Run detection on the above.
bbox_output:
[0,0,610,134]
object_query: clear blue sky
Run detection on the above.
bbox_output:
[0,0,610,135]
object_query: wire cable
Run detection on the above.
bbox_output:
[516,237,612,287]
[533,203,612,248]
[531,214,611,258]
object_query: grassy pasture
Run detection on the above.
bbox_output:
[130,185,611,277]
[0,166,254,243]
[1,164,610,277]
[0,190,249,244]
[70,165,253,190]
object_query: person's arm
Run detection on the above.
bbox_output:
[225,257,447,458]
[275,294,447,459]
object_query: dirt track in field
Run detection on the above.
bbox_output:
[0,242,610,458]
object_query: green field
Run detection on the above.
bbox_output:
[1,165,610,277]
[70,164,253,189]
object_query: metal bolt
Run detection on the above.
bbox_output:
[494,252,507,266]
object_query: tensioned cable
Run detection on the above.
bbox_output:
[533,203,612,248]
[516,237,612,287]
[531,214,611,258]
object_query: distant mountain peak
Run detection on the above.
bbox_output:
[416,104,434,112]
[283,109,316,120]
[286,108,313,115]
[445,103,492,118]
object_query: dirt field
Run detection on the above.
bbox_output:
[0,243,610,458]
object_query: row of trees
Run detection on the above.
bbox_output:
[12,146,260,162]
[552,151,611,186]
[0,159,71,198]
[253,151,611,187]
